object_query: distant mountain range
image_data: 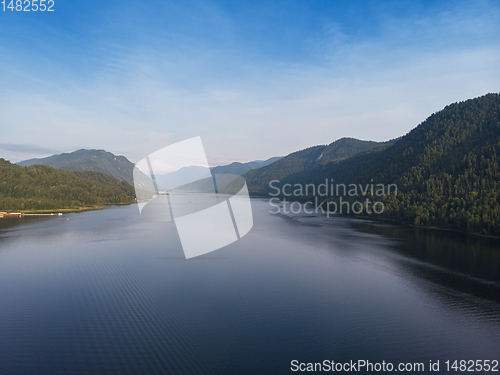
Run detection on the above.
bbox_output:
[154,166,212,190]
[212,157,282,175]
[18,150,282,191]
[152,157,283,190]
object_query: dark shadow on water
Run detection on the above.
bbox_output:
[349,219,500,308]
[0,216,53,232]
[352,221,500,282]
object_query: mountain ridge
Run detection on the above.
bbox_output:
[243,137,391,193]
[211,157,282,175]
[18,150,283,187]
[19,149,135,185]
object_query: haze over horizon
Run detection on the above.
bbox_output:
[1,0,499,165]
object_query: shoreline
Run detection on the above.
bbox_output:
[0,202,134,217]
[349,213,500,240]
[255,195,500,241]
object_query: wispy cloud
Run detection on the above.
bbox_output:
[0,143,61,162]
[0,143,59,154]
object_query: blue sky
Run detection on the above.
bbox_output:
[0,0,499,165]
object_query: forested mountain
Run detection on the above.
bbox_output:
[211,157,282,175]
[243,138,387,192]
[0,159,135,211]
[19,149,135,185]
[260,93,500,236]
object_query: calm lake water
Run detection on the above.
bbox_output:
[0,199,499,374]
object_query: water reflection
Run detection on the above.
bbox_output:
[353,221,500,282]
[276,202,500,325]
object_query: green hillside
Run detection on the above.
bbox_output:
[265,93,500,236]
[243,138,386,193]
[19,149,135,185]
[0,159,135,211]
[346,93,500,236]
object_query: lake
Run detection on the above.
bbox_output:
[0,199,499,374]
